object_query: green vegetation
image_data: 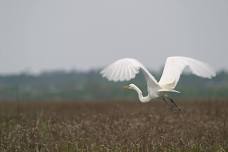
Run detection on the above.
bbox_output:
[0,70,227,101]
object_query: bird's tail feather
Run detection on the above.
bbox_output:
[158,89,180,93]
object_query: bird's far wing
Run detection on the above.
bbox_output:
[158,56,216,90]
[100,58,159,86]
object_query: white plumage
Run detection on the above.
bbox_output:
[159,56,215,90]
[101,56,216,105]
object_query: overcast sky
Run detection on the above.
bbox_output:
[0,0,227,74]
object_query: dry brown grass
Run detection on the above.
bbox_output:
[0,100,227,152]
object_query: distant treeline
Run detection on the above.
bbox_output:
[0,69,227,101]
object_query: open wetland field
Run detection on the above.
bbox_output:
[0,100,228,152]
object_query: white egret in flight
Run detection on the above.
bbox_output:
[100,56,216,109]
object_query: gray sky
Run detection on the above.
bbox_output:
[0,0,227,74]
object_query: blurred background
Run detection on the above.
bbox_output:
[0,0,227,101]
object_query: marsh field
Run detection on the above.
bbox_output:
[0,100,227,152]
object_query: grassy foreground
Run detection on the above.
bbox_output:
[0,100,227,152]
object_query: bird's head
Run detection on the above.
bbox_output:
[123,84,136,90]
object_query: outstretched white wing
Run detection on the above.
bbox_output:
[159,56,216,90]
[100,58,159,88]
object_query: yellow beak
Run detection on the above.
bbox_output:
[123,85,129,89]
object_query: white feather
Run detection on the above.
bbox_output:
[101,56,216,102]
[159,56,216,90]
[101,58,159,89]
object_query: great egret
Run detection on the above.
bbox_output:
[100,56,216,109]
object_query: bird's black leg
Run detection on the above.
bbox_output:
[162,96,174,110]
[166,97,181,111]
[162,96,168,104]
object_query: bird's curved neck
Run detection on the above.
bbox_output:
[132,85,151,103]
